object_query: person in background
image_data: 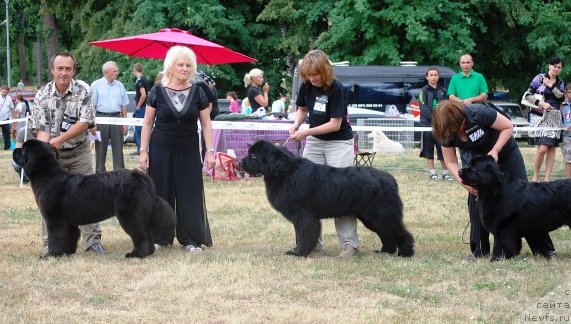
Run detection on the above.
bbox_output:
[271,93,287,114]
[0,86,15,150]
[12,94,28,135]
[154,71,164,85]
[91,61,129,172]
[227,91,239,113]
[132,63,150,155]
[432,100,558,261]
[524,56,565,182]
[241,97,251,114]
[194,71,219,160]
[17,79,25,91]
[244,68,269,114]
[448,54,488,107]
[32,52,105,255]
[11,126,36,184]
[561,84,571,178]
[138,46,215,252]
[197,70,217,97]
[289,49,359,257]
[418,67,452,181]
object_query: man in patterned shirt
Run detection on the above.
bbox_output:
[31,52,105,256]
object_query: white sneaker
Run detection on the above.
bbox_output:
[184,245,203,252]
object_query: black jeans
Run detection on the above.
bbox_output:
[1,122,11,149]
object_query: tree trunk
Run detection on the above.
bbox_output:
[34,39,42,86]
[18,37,26,86]
[40,0,58,67]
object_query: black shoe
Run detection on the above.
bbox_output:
[86,243,106,254]
[129,151,140,156]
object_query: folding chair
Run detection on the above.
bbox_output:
[354,152,376,167]
[353,132,376,167]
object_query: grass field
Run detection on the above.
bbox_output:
[0,141,569,323]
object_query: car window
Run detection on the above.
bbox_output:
[495,103,525,118]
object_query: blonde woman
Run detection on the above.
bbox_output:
[139,46,215,252]
[244,68,269,114]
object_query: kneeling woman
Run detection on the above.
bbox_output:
[431,100,557,261]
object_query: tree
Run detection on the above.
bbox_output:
[6,0,571,100]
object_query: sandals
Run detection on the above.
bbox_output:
[184,245,203,252]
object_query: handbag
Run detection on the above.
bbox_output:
[212,152,241,181]
[521,91,545,116]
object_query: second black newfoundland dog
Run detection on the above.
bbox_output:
[13,139,175,258]
[459,155,571,261]
[241,140,415,257]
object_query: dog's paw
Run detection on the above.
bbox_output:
[125,252,145,258]
[285,249,297,256]
[375,246,397,254]
[284,249,309,257]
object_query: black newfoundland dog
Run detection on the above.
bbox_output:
[13,139,175,258]
[459,155,571,261]
[240,140,414,257]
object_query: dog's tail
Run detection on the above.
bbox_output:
[151,197,176,243]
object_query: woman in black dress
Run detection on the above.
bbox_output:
[139,46,216,252]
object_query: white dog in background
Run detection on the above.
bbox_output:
[368,130,405,154]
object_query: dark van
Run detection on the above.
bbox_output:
[292,64,456,115]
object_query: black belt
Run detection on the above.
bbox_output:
[96,111,121,116]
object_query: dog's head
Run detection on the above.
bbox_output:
[367,130,387,141]
[458,155,504,188]
[13,139,59,179]
[240,140,296,177]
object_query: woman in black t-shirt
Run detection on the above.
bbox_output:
[432,100,557,261]
[289,50,359,257]
[243,68,269,114]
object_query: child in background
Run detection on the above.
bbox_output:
[561,84,571,178]
[226,91,239,113]
[418,67,453,181]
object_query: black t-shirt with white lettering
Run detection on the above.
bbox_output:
[295,79,352,141]
[443,103,518,157]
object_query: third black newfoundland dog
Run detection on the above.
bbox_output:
[241,140,414,257]
[459,155,571,261]
[13,139,175,258]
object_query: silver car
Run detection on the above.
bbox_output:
[488,101,530,139]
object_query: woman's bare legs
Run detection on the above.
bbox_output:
[532,144,548,182]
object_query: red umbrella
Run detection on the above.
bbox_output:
[89,28,257,65]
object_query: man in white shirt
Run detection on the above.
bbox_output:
[91,61,129,172]
[0,86,15,150]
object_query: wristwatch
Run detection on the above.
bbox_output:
[207,147,215,152]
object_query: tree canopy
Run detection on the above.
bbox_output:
[4,0,571,100]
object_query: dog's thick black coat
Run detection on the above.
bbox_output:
[13,139,176,258]
[459,155,571,261]
[240,140,414,257]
